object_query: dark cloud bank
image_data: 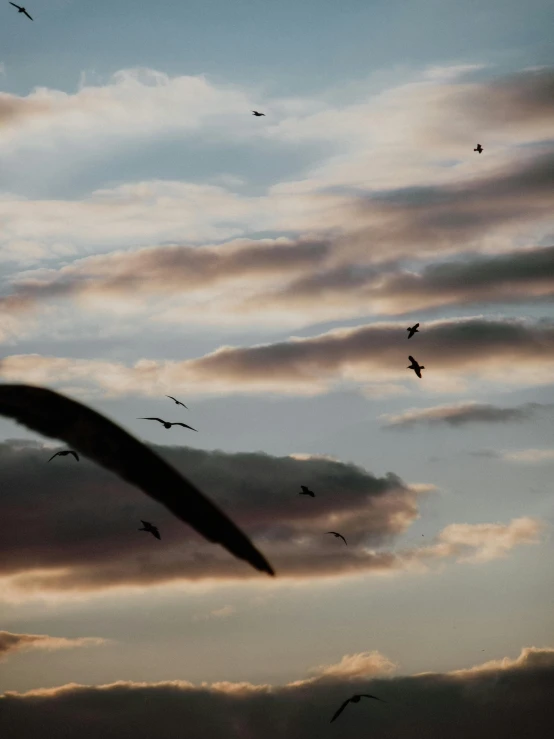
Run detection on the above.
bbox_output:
[1,647,553,738]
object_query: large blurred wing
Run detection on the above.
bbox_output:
[330,699,350,723]
[361,694,386,703]
[0,385,274,577]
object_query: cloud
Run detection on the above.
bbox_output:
[193,605,237,622]
[305,651,397,681]
[3,317,554,398]
[0,631,106,661]
[0,441,540,596]
[381,402,546,429]
[2,646,553,738]
[501,448,554,464]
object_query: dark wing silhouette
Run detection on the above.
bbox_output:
[68,450,79,461]
[414,366,422,378]
[151,527,161,540]
[330,699,351,723]
[301,485,309,492]
[360,694,386,703]
[9,2,22,8]
[139,417,165,423]
[140,520,150,527]
[171,423,198,431]
[23,8,32,19]
[0,385,274,577]
[408,356,416,364]
[338,534,347,545]
[413,323,419,330]
[47,451,61,462]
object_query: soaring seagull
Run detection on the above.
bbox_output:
[327,531,347,545]
[139,520,161,540]
[299,485,315,497]
[252,110,265,116]
[330,694,386,723]
[48,449,79,462]
[139,417,197,431]
[407,355,425,379]
[474,143,483,153]
[0,385,274,577]
[407,323,419,339]
[9,3,33,20]
[166,395,188,409]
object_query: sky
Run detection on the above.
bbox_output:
[1,0,553,736]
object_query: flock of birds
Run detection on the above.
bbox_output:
[4,5,488,723]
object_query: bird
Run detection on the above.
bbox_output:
[474,143,483,153]
[48,449,79,462]
[299,485,315,497]
[166,395,188,409]
[9,3,33,20]
[327,531,347,545]
[139,520,161,540]
[252,110,265,116]
[139,417,197,431]
[407,355,425,379]
[330,694,386,723]
[0,384,274,577]
[407,322,419,339]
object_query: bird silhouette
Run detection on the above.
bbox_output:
[330,694,386,723]
[299,485,315,497]
[407,355,425,378]
[252,110,265,116]
[166,395,188,409]
[9,3,32,20]
[327,531,347,545]
[474,143,483,153]
[0,385,274,577]
[407,323,419,339]
[139,417,197,431]
[139,520,161,540]
[48,449,79,462]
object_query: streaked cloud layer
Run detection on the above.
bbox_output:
[381,401,549,429]
[0,631,107,661]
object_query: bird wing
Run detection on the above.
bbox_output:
[408,356,416,363]
[23,9,32,19]
[415,367,422,378]
[69,450,79,461]
[172,423,197,431]
[0,385,274,577]
[339,534,347,545]
[360,694,386,703]
[153,528,161,540]
[9,3,22,8]
[301,485,308,492]
[414,323,419,329]
[327,531,338,535]
[140,520,150,527]
[139,417,165,423]
[47,451,60,462]
[166,396,178,402]
[330,699,350,723]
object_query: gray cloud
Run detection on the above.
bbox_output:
[0,631,106,661]
[0,441,539,594]
[381,402,547,429]
[1,646,553,738]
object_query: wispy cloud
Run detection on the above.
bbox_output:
[0,631,107,661]
[501,448,554,463]
[381,402,546,429]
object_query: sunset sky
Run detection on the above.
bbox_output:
[1,1,553,736]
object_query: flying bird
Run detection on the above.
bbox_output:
[407,322,419,339]
[330,694,386,723]
[474,143,483,153]
[139,417,197,431]
[299,485,315,497]
[252,110,265,116]
[0,385,274,577]
[48,449,79,462]
[139,520,161,540]
[327,531,347,545]
[407,355,425,379]
[166,395,188,409]
[9,3,33,20]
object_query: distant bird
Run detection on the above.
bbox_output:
[9,3,33,20]
[474,143,483,153]
[166,395,188,409]
[327,531,347,545]
[299,485,315,497]
[252,110,265,116]
[0,384,274,577]
[407,355,425,379]
[139,417,197,431]
[139,520,161,540]
[48,449,79,462]
[407,323,419,339]
[330,694,386,723]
